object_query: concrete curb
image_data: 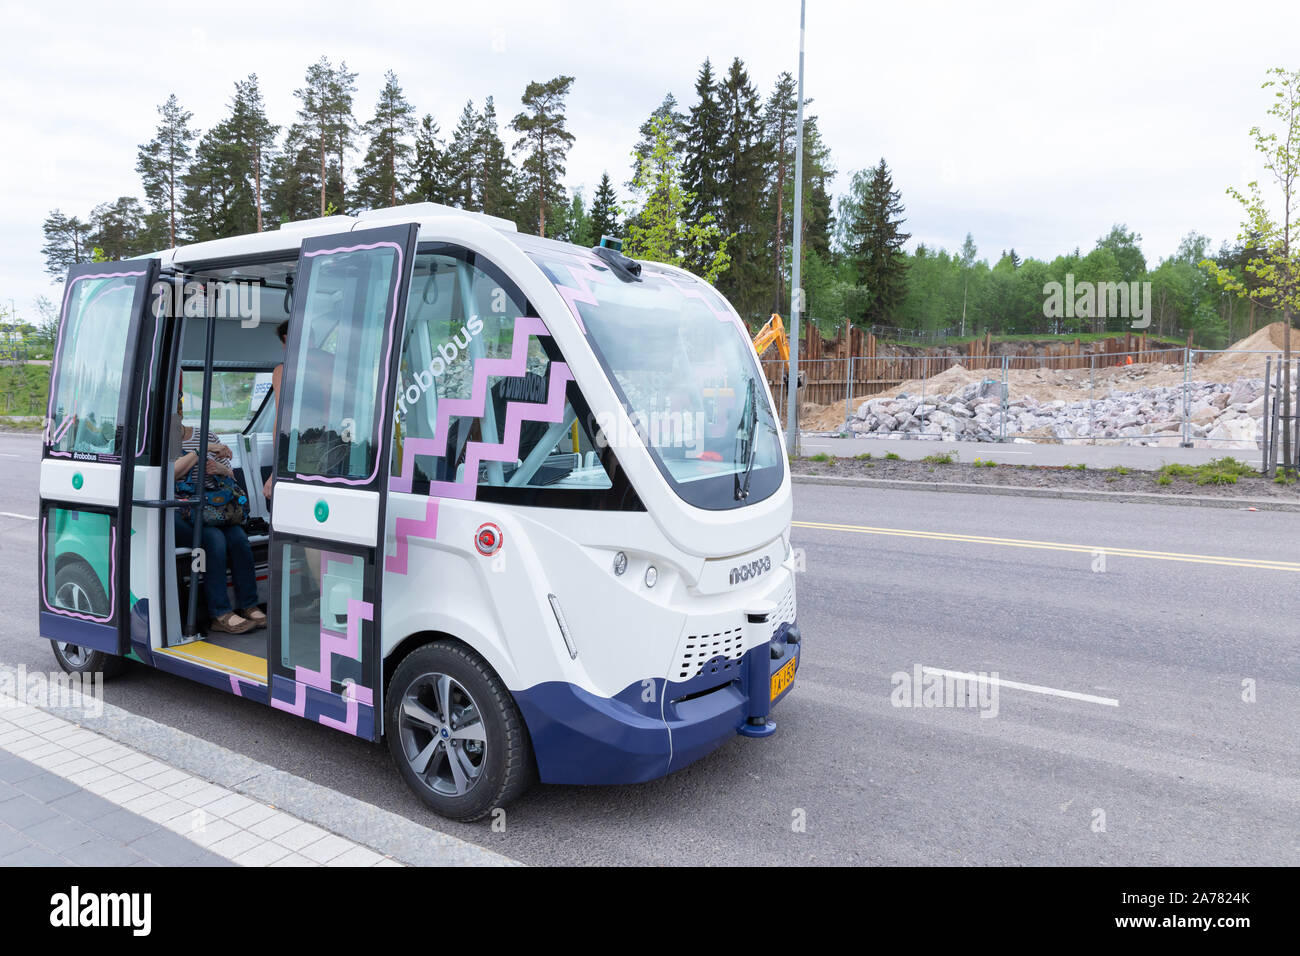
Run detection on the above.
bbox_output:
[790,472,1300,512]
[9,667,518,867]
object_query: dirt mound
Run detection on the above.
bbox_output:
[1225,321,1291,353]
[1204,322,1293,375]
[803,399,854,431]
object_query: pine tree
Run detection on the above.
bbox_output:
[623,115,729,282]
[840,158,911,326]
[442,101,479,209]
[682,59,726,275]
[763,72,799,312]
[267,125,320,224]
[714,58,768,320]
[476,97,515,219]
[136,94,195,247]
[589,172,620,242]
[41,210,92,280]
[228,75,278,231]
[88,198,149,260]
[181,127,245,241]
[798,114,836,260]
[354,70,417,210]
[294,57,356,216]
[564,191,591,246]
[408,114,447,204]
[510,75,576,237]
[630,93,687,189]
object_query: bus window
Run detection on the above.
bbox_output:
[279,246,394,482]
[47,276,140,456]
[393,246,613,497]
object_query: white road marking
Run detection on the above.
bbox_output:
[921,666,1119,707]
[0,512,37,520]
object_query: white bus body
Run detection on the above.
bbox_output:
[37,203,801,819]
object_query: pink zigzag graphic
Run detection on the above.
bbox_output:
[426,362,571,500]
[391,315,554,494]
[553,261,608,332]
[387,497,439,574]
[659,271,749,336]
[272,599,374,734]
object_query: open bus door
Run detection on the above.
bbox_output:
[40,259,162,669]
[267,224,418,741]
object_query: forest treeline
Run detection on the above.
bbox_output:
[38,55,1265,346]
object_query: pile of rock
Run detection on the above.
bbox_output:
[847,377,1275,448]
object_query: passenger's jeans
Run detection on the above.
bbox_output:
[174,514,259,618]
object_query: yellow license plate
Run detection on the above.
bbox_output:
[770,657,797,700]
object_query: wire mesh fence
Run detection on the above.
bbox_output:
[763,348,1299,465]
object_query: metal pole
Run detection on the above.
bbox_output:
[918,356,926,439]
[1000,355,1009,442]
[1270,358,1282,477]
[1089,355,1095,445]
[1293,358,1299,471]
[186,313,217,636]
[1263,356,1272,474]
[785,0,806,457]
[844,355,853,434]
[1180,348,1192,448]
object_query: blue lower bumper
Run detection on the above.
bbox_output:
[515,621,801,785]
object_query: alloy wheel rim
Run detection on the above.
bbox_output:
[399,672,487,797]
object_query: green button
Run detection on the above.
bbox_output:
[314,500,329,523]
[72,472,83,490]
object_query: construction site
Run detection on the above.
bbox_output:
[759,323,1297,450]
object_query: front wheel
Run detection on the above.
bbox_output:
[386,641,534,822]
[49,560,125,678]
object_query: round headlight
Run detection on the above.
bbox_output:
[644,565,658,588]
[613,551,628,576]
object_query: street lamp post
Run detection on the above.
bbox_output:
[786,0,806,457]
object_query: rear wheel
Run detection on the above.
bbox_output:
[386,641,534,821]
[49,560,125,678]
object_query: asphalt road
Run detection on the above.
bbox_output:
[2,430,1297,865]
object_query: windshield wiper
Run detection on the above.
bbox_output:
[734,378,758,501]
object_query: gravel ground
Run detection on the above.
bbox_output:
[792,453,1300,500]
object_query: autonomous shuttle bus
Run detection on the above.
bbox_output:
[37,203,802,819]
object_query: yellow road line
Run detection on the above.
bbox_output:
[791,520,1300,572]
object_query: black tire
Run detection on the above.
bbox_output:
[49,560,126,678]
[386,641,534,822]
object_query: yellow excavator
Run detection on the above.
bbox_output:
[752,313,803,387]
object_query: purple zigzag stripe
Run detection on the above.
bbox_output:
[390,315,553,493]
[425,362,572,500]
[387,497,439,575]
[554,261,609,332]
[272,599,374,734]
[659,271,749,335]
[270,679,306,717]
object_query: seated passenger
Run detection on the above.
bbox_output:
[171,391,264,634]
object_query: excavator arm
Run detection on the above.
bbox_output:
[752,313,790,362]
[752,313,803,388]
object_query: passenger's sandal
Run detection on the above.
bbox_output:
[238,606,267,627]
[210,612,255,634]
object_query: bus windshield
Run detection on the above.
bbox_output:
[520,239,784,510]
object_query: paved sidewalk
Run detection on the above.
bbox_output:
[0,693,401,867]
[0,663,515,867]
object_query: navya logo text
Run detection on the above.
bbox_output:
[729,555,772,586]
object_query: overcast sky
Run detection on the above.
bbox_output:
[3,0,1300,319]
